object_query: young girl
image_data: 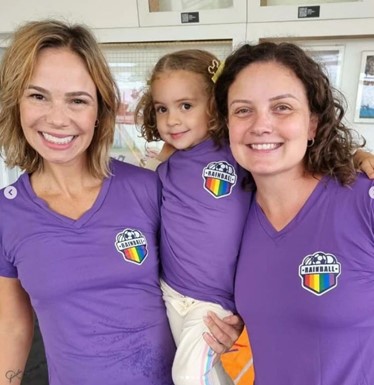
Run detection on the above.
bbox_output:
[135,49,250,385]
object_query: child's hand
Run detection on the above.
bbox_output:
[354,149,374,179]
[203,311,244,354]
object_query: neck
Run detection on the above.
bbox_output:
[31,158,101,196]
[29,158,104,220]
[254,171,321,231]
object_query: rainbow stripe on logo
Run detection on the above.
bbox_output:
[205,177,231,197]
[304,273,336,294]
[124,245,147,264]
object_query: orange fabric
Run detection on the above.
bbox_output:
[221,327,254,385]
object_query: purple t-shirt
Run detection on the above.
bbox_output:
[158,139,251,312]
[235,174,374,384]
[0,159,175,385]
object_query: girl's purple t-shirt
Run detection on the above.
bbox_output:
[158,139,251,312]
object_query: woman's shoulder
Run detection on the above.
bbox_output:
[110,158,157,180]
[109,158,160,197]
[325,173,374,204]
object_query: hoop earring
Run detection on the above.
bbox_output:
[307,138,315,148]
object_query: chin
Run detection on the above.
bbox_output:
[173,142,192,150]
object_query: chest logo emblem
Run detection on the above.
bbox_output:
[299,251,341,296]
[202,161,237,198]
[115,228,148,265]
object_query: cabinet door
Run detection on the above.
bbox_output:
[248,0,374,22]
[137,0,247,26]
[0,0,139,33]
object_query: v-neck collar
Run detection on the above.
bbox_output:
[254,176,329,239]
[20,170,112,229]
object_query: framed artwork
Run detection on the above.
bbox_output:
[304,45,344,88]
[355,51,374,123]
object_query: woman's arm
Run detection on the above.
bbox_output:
[203,311,244,354]
[0,277,34,385]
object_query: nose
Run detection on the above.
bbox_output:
[45,101,70,128]
[166,109,181,127]
[250,111,273,136]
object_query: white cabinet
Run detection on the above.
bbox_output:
[248,0,374,22]
[137,0,247,26]
[0,0,139,33]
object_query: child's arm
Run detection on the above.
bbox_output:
[203,311,244,354]
[354,149,374,179]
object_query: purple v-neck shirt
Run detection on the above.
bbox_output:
[236,175,374,384]
[0,159,175,385]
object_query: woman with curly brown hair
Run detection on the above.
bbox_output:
[215,41,374,384]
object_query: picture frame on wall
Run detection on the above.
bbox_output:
[355,51,374,123]
[303,45,344,88]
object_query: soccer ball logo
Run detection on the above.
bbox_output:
[304,252,336,265]
[209,161,234,174]
[115,228,148,265]
[202,160,237,199]
[119,229,142,242]
[299,251,341,296]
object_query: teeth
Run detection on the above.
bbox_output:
[250,143,278,150]
[42,132,74,145]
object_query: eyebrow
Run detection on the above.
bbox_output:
[270,93,297,101]
[27,85,95,100]
[153,97,196,104]
[229,93,298,107]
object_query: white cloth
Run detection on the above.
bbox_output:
[161,279,234,385]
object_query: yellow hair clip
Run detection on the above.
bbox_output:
[208,59,225,83]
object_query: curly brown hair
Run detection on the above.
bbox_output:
[134,49,227,146]
[215,41,364,186]
[0,19,120,178]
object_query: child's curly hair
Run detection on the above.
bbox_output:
[134,49,227,146]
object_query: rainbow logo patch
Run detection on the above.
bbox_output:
[299,251,341,296]
[115,228,148,265]
[202,160,237,199]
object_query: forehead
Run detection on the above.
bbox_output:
[31,48,92,81]
[154,70,206,87]
[29,47,96,91]
[230,61,306,96]
[152,70,209,98]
